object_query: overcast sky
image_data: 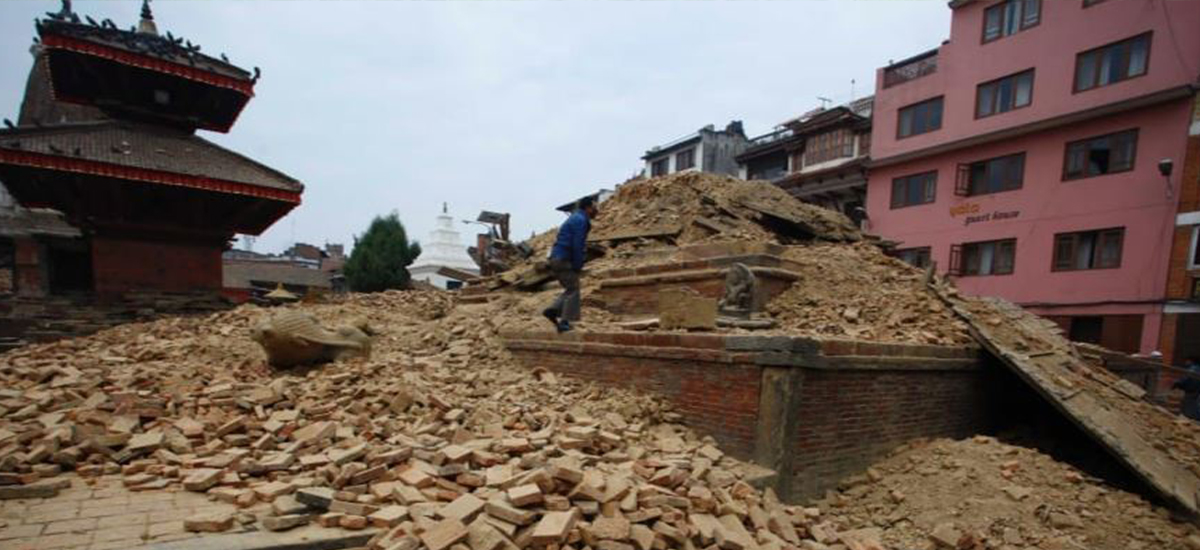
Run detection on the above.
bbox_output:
[0,0,948,255]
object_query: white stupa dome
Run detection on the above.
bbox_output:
[409,204,480,274]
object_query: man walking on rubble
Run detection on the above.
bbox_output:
[1175,357,1200,421]
[543,196,599,333]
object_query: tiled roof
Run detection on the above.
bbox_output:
[0,207,80,238]
[223,260,332,290]
[0,122,302,193]
[37,19,252,84]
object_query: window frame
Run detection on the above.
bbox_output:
[675,148,695,171]
[975,69,1035,119]
[804,128,856,166]
[650,157,669,177]
[982,0,1041,44]
[1051,227,1125,272]
[958,152,1026,197]
[954,238,1017,276]
[1188,225,1200,270]
[890,171,938,209]
[1062,128,1139,181]
[1073,32,1153,93]
[897,96,944,139]
[894,246,933,269]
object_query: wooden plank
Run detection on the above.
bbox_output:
[588,223,682,243]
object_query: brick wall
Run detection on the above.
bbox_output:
[505,335,762,457]
[502,331,988,502]
[91,236,223,294]
[599,267,799,316]
[788,365,993,499]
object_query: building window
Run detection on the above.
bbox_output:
[651,158,669,177]
[957,153,1025,196]
[983,0,1040,43]
[1074,33,1151,92]
[950,239,1017,276]
[804,128,856,166]
[1083,0,1109,6]
[858,131,871,157]
[675,148,695,171]
[0,238,13,295]
[897,97,943,139]
[1052,227,1124,271]
[894,247,932,269]
[976,69,1034,118]
[1191,226,1200,269]
[891,171,938,209]
[1064,129,1138,180]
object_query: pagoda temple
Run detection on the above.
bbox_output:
[0,0,302,299]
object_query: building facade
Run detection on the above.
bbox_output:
[866,0,1200,357]
[642,121,748,178]
[0,2,301,298]
[737,98,873,218]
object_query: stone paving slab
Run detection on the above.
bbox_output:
[139,528,377,550]
[0,474,372,550]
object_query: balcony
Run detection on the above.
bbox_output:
[883,48,938,89]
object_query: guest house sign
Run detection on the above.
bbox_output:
[950,202,1021,227]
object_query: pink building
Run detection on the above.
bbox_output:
[866,0,1200,358]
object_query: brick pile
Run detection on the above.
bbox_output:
[3,290,1199,548]
[0,291,832,550]
[765,243,972,346]
[476,173,970,346]
[810,436,1198,550]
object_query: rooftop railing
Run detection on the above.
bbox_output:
[883,49,938,89]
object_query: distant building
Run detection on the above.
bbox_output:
[222,258,333,303]
[408,205,480,290]
[221,242,345,302]
[737,97,873,218]
[643,121,748,178]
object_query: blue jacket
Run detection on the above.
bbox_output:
[549,210,591,271]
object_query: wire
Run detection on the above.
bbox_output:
[1159,0,1199,80]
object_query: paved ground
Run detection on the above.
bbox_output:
[0,475,240,550]
[0,475,368,550]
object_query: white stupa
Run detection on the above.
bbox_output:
[408,203,480,290]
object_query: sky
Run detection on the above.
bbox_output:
[0,0,949,255]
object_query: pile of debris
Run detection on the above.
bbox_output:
[475,173,969,346]
[765,243,972,346]
[1,290,1198,549]
[478,173,860,293]
[0,292,817,549]
[583,172,860,248]
[812,436,1197,550]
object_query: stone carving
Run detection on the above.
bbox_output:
[251,310,375,368]
[718,263,756,319]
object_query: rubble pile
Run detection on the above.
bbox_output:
[483,173,968,345]
[0,292,827,549]
[584,172,861,247]
[953,295,1200,485]
[483,173,860,290]
[764,243,972,346]
[1,290,1197,548]
[812,436,1197,550]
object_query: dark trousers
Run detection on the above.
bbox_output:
[546,258,581,322]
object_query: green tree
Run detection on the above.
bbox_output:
[344,213,422,292]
